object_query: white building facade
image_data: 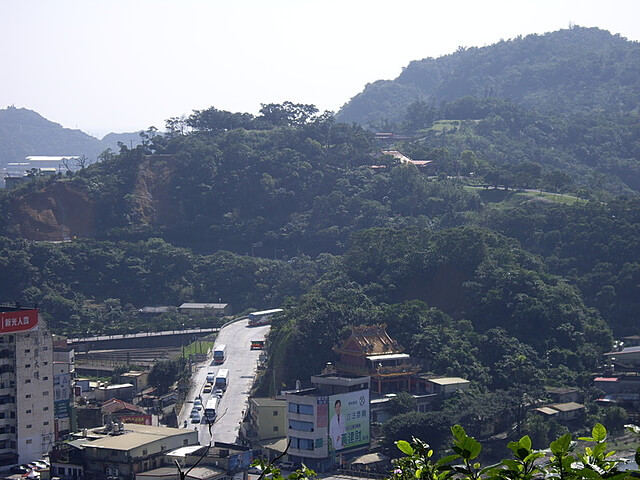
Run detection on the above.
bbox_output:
[0,307,55,467]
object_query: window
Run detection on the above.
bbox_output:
[43,376,48,381]
[26,410,31,414]
[288,403,313,415]
[142,449,148,456]
[43,362,48,365]
[289,419,314,432]
[291,437,314,451]
[43,391,49,396]
[43,407,49,411]
[25,364,30,369]
[25,379,30,384]
[26,424,32,429]
[273,426,279,432]
[26,439,32,444]
[273,410,279,416]
[25,394,31,399]
[24,349,30,353]
[44,421,49,426]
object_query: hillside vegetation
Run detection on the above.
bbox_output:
[337,27,640,194]
[0,27,639,449]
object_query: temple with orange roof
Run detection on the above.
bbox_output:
[333,324,421,394]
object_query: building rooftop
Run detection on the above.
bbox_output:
[179,303,228,309]
[80,424,193,451]
[136,465,225,480]
[428,377,470,386]
[26,156,79,161]
[548,402,585,412]
[334,324,404,357]
[546,387,579,395]
[366,353,410,362]
[250,397,286,408]
[102,398,145,415]
[536,407,559,415]
[99,383,134,390]
[605,345,640,355]
[165,445,204,458]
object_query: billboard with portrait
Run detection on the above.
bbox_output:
[328,389,369,452]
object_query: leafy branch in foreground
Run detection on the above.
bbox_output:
[390,423,639,480]
[251,440,316,480]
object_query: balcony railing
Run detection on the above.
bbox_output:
[336,362,421,377]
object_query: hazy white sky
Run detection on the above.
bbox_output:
[2,0,639,137]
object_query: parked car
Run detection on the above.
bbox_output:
[191,413,201,423]
[278,461,299,470]
[213,388,224,398]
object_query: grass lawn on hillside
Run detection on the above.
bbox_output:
[466,185,587,206]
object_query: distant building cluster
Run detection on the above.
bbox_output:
[3,156,80,188]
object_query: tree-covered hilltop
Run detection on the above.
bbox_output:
[396,96,640,194]
[266,226,611,392]
[337,27,640,125]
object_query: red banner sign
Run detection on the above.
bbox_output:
[120,415,152,425]
[0,309,38,333]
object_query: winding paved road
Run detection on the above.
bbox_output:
[178,318,270,445]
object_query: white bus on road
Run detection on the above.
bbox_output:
[213,344,227,364]
[215,369,229,390]
[204,397,218,421]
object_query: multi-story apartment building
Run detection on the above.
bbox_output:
[0,306,55,467]
[285,373,370,471]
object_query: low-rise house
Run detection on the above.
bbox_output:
[178,303,231,317]
[424,377,471,397]
[604,346,640,368]
[102,398,152,425]
[119,371,150,393]
[241,397,286,444]
[535,402,585,421]
[594,375,640,408]
[95,383,135,402]
[546,387,581,404]
[50,424,198,480]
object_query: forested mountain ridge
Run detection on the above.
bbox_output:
[337,27,640,125]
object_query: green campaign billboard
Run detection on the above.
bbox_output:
[328,389,369,452]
